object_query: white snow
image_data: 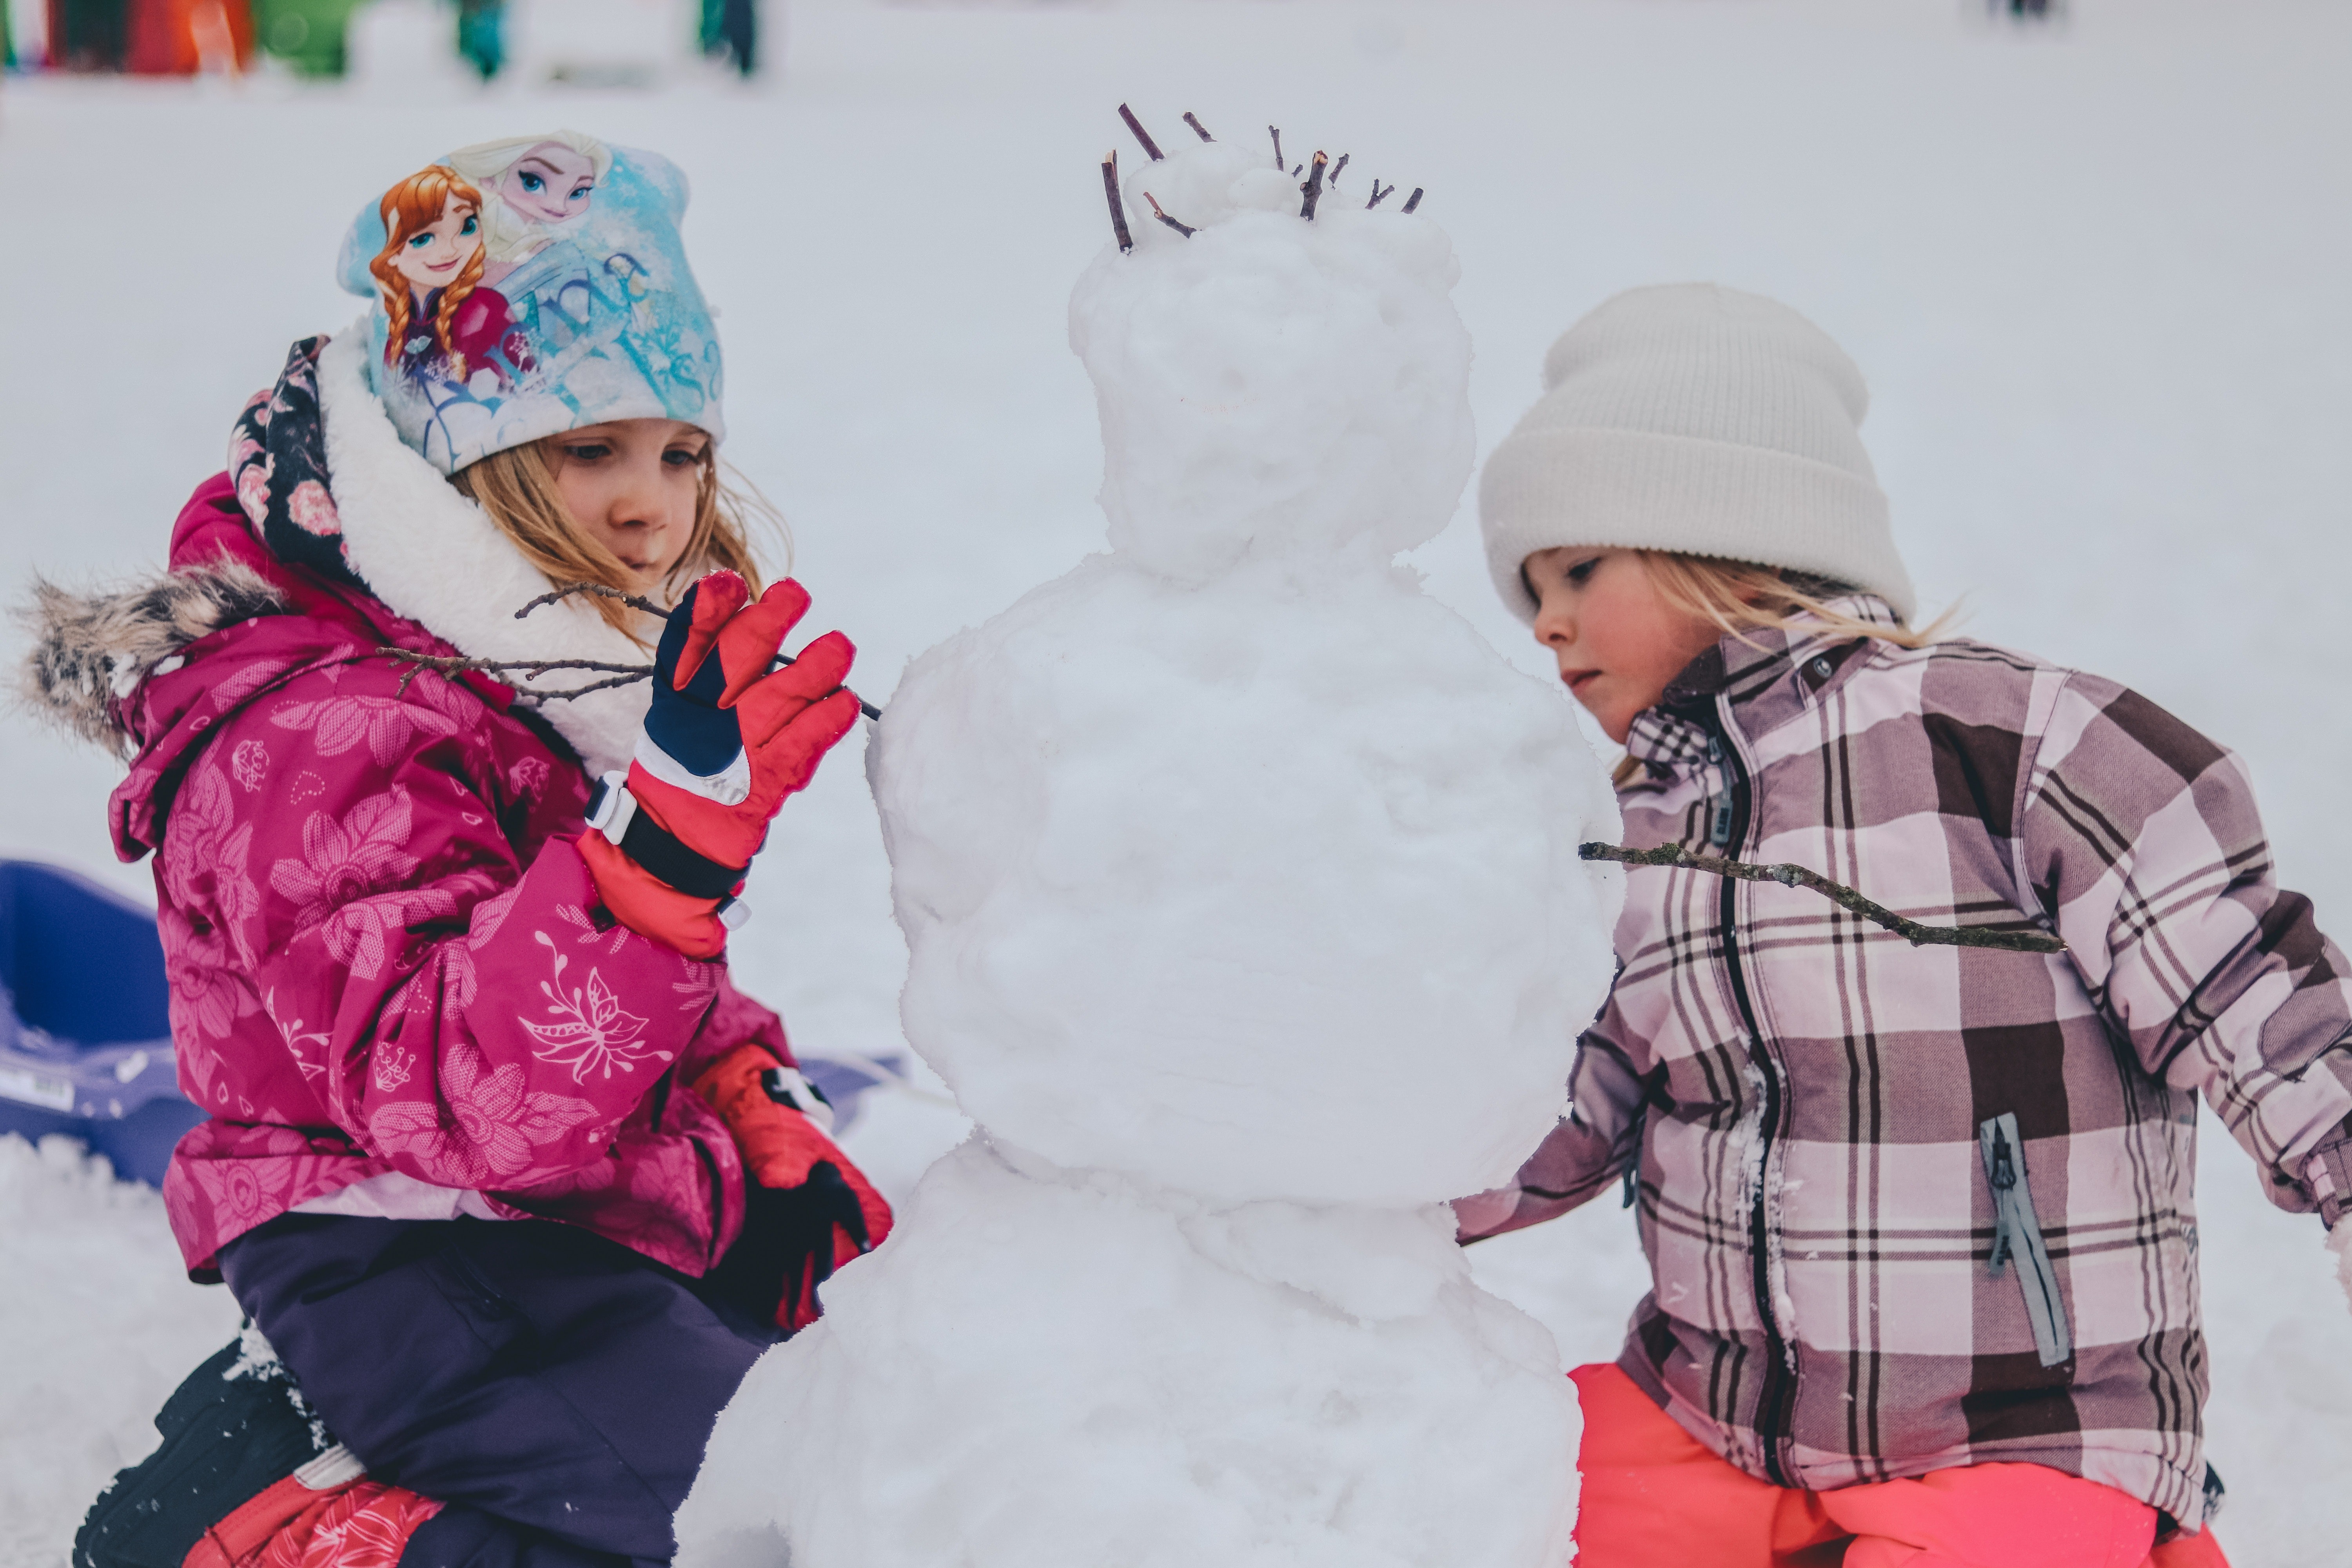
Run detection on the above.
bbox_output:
[686,1140,1583,1568]
[4,2,2351,1565]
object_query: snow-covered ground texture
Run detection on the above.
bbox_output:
[684,1140,1582,1568]
[4,1,2350,1565]
[678,131,1613,1565]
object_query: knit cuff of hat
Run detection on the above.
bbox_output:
[1478,426,1916,626]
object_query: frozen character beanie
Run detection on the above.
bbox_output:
[1478,283,1916,623]
[329,130,725,475]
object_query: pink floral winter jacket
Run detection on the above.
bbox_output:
[96,475,787,1281]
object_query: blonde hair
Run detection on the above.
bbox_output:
[1608,550,1951,787]
[450,437,786,644]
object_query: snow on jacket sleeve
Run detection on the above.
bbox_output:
[1457,1016,1646,1242]
[173,659,718,1192]
[2020,673,2352,1221]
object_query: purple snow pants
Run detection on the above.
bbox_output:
[218,1213,781,1568]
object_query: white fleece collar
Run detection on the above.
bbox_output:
[316,321,649,778]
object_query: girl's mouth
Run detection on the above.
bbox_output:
[1565,670,1601,695]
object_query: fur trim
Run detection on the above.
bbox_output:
[14,561,287,753]
[316,321,651,778]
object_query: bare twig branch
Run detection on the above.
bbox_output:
[1328,152,1349,187]
[383,581,889,719]
[1402,187,1425,214]
[515,582,668,620]
[1577,842,2067,953]
[1118,103,1165,162]
[1269,125,1285,170]
[1183,112,1213,142]
[1367,180,1396,209]
[378,647,653,702]
[1144,192,1196,237]
[1299,151,1328,218]
[1102,151,1134,253]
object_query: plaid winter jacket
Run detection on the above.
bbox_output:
[1464,597,2352,1527]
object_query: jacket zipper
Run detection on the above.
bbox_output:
[1978,1112,2073,1368]
[1694,708,1797,1486]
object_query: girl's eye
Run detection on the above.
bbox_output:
[563,444,612,462]
[406,232,434,249]
[662,448,702,467]
[519,172,544,192]
[460,215,478,236]
[569,185,592,202]
[1565,559,1599,585]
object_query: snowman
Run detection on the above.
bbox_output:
[677,116,1624,1568]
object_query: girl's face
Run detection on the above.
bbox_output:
[499,145,597,227]
[547,419,710,590]
[394,195,482,295]
[1524,546,1727,744]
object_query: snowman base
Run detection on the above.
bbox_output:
[678,1136,1581,1568]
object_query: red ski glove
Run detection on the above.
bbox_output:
[691,1044,895,1334]
[580,572,864,958]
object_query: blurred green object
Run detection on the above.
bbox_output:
[701,0,753,76]
[252,0,357,75]
[455,0,500,80]
[51,0,129,69]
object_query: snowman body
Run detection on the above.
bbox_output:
[679,136,1622,1568]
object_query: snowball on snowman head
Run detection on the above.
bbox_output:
[1073,135,1475,584]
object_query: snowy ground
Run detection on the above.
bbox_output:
[4,0,2349,1563]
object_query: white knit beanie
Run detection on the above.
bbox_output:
[1479,283,1915,623]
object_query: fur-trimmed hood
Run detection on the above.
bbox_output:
[17,322,652,777]
[17,561,289,755]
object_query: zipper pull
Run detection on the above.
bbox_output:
[1707,736,1735,848]
[1987,1127,2016,1275]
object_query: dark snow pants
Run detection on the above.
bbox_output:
[218,1213,780,1568]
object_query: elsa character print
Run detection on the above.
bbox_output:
[368,164,529,392]
[445,131,613,289]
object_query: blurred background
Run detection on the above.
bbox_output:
[1,0,764,84]
[3,2,2348,1564]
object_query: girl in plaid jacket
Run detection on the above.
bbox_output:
[1463,285,2352,1568]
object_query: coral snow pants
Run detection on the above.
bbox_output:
[1570,1365,2232,1568]
[219,1213,782,1568]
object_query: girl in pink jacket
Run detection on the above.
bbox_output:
[35,136,888,1568]
[1464,284,2352,1568]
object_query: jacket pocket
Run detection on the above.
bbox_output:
[1978,1112,2073,1368]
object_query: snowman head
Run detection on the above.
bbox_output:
[1070,124,1475,584]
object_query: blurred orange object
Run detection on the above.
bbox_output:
[123,0,250,73]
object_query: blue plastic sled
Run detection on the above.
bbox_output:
[0,860,200,1187]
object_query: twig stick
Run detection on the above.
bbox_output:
[1367,180,1396,209]
[1101,152,1134,253]
[1144,192,1196,237]
[1117,103,1164,162]
[1183,112,1213,142]
[1299,150,1329,219]
[516,582,667,620]
[1269,125,1285,170]
[1328,152,1349,187]
[1401,187,1425,214]
[1577,843,2067,953]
